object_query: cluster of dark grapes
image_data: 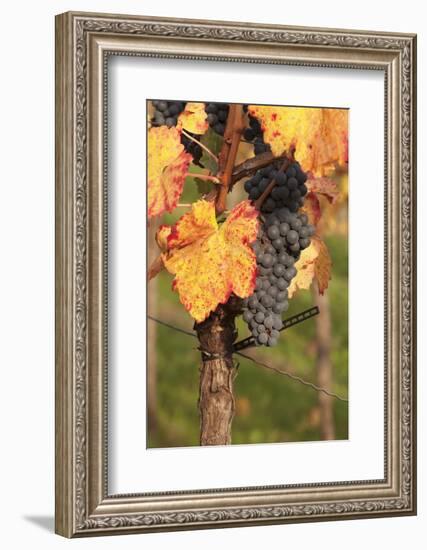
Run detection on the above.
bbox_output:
[151,100,203,165]
[243,114,271,155]
[244,161,308,214]
[151,100,185,128]
[205,103,229,136]
[242,162,315,347]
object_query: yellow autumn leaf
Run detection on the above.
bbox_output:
[148,126,192,218]
[162,200,259,322]
[177,102,209,135]
[248,106,348,176]
[288,236,332,298]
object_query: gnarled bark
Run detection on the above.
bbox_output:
[195,302,239,445]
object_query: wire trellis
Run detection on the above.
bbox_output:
[147,310,348,403]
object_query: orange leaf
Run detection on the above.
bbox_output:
[147,126,192,218]
[314,237,332,295]
[301,177,339,227]
[248,106,348,176]
[288,236,332,298]
[178,102,208,135]
[306,177,339,203]
[301,192,321,226]
[162,200,258,322]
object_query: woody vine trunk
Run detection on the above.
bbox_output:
[195,302,240,445]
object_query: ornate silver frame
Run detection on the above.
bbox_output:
[55,11,417,537]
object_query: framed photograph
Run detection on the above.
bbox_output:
[55,11,417,537]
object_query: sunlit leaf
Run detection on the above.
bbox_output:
[162,200,259,322]
[248,106,348,176]
[147,126,192,218]
[178,102,209,135]
[288,236,332,297]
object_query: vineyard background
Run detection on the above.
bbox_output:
[147,102,349,448]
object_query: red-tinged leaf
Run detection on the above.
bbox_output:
[162,200,259,322]
[178,102,208,135]
[288,236,332,298]
[248,105,348,176]
[301,192,321,226]
[147,126,192,218]
[306,177,339,203]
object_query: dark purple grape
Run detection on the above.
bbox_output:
[255,311,265,323]
[286,230,299,244]
[261,295,274,308]
[290,218,302,231]
[279,222,290,236]
[243,310,253,323]
[276,290,287,302]
[244,180,253,193]
[258,332,268,345]
[272,238,284,250]
[273,264,285,277]
[261,253,274,268]
[244,128,255,141]
[275,172,287,186]
[267,225,280,240]
[267,286,278,298]
[273,317,283,330]
[277,278,288,291]
[249,187,261,200]
[287,177,298,190]
[299,226,309,238]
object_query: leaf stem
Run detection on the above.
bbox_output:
[186,173,220,184]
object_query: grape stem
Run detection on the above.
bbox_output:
[181,128,219,164]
